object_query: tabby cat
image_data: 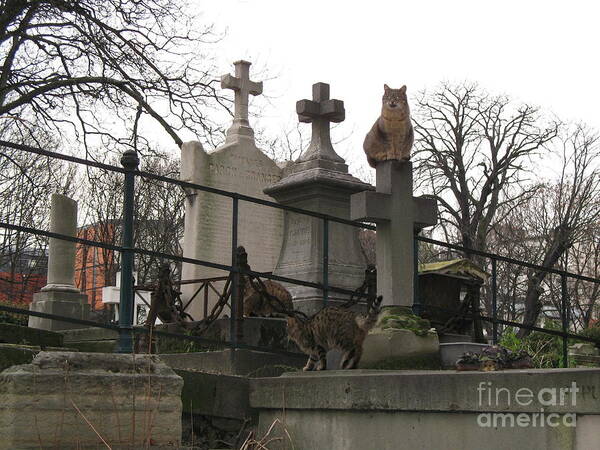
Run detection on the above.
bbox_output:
[363,84,413,168]
[287,297,382,371]
[243,278,293,317]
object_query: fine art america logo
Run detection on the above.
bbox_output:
[476,381,579,428]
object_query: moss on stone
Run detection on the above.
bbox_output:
[375,307,432,337]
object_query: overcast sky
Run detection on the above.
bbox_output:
[187,0,600,175]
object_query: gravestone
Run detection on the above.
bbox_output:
[180,60,283,320]
[265,82,372,314]
[351,161,437,307]
[29,194,89,331]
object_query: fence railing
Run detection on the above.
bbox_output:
[1,140,600,368]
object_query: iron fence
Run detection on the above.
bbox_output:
[1,140,600,368]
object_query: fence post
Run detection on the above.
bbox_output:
[412,235,421,316]
[561,274,569,368]
[322,218,329,307]
[491,258,498,345]
[230,197,239,350]
[116,149,139,353]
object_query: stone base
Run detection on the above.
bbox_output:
[251,368,600,450]
[28,291,90,331]
[0,351,183,449]
[359,328,440,369]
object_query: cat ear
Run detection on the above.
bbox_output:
[384,84,390,92]
[400,85,407,93]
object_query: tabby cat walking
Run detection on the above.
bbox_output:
[287,297,382,371]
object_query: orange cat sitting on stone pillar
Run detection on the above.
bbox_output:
[363,84,414,168]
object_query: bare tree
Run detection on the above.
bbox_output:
[516,125,600,337]
[0,0,227,153]
[412,82,559,262]
[78,151,185,307]
[0,132,76,304]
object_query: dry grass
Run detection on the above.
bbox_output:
[240,418,294,450]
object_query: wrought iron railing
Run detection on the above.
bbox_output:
[1,139,599,367]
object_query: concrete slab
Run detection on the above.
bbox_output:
[250,368,600,450]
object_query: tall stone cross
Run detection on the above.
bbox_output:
[221,60,263,143]
[296,82,347,171]
[351,161,438,308]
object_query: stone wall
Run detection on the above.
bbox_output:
[250,368,600,450]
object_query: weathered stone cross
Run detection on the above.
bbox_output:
[296,82,347,170]
[351,161,438,308]
[221,60,263,143]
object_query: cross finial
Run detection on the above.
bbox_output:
[296,82,346,165]
[221,60,263,142]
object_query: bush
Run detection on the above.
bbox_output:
[499,321,569,368]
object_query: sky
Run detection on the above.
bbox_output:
[182,0,600,177]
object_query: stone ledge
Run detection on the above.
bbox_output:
[250,368,600,414]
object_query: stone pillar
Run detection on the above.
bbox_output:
[29,194,89,331]
[43,194,79,292]
[265,82,372,314]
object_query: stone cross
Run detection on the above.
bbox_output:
[351,161,437,308]
[296,82,346,169]
[221,60,263,142]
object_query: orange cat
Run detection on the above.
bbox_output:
[363,84,413,168]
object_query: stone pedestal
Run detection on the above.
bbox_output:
[29,291,90,331]
[0,351,183,449]
[266,168,372,314]
[29,194,89,331]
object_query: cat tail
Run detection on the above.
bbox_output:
[356,295,383,331]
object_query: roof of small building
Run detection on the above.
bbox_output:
[418,258,489,281]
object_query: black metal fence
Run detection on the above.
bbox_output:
[1,140,600,368]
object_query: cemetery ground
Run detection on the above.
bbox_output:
[1,13,600,447]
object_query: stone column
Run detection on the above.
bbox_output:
[29,194,89,331]
[42,194,79,292]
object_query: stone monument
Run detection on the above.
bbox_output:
[346,84,440,369]
[351,161,437,307]
[265,82,372,314]
[180,60,283,319]
[29,194,89,331]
